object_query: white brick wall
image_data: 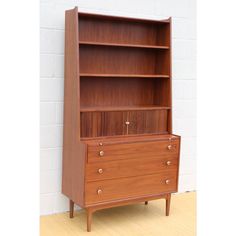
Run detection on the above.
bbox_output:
[40,0,196,215]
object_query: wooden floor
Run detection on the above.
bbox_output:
[40,192,196,236]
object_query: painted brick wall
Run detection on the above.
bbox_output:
[40,0,196,215]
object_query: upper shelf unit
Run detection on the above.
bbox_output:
[78,14,170,48]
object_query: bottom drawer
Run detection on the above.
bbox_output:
[85,171,177,205]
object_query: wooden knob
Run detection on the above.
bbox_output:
[99,142,103,146]
[98,168,103,174]
[166,161,171,166]
[167,145,172,150]
[97,189,102,195]
[125,121,130,125]
[165,179,170,184]
[99,151,104,157]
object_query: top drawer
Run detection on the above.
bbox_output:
[86,136,180,163]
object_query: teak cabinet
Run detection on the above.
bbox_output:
[62,7,181,232]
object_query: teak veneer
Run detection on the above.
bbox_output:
[62,7,181,232]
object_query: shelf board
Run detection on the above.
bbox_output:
[80,105,171,112]
[80,73,170,78]
[79,41,169,49]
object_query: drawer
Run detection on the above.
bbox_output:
[86,156,178,181]
[85,171,177,205]
[87,138,180,163]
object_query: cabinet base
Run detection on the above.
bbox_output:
[69,193,172,232]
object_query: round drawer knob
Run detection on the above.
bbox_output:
[99,151,104,157]
[167,145,172,150]
[99,142,103,146]
[166,161,171,166]
[98,168,103,174]
[165,179,170,185]
[97,189,103,195]
[125,121,130,125]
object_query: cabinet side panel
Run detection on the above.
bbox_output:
[168,19,172,133]
[62,7,84,206]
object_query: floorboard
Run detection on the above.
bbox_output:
[40,192,196,236]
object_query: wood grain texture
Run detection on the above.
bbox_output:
[81,110,170,138]
[102,111,126,136]
[80,77,158,107]
[87,138,180,163]
[85,172,177,205]
[79,15,170,46]
[128,110,168,135]
[80,112,103,137]
[62,7,85,207]
[80,45,169,75]
[86,156,178,181]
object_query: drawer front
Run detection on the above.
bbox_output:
[87,139,180,163]
[85,171,177,205]
[86,156,178,181]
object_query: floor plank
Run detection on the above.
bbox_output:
[40,192,196,236]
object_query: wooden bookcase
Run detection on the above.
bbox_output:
[62,7,181,232]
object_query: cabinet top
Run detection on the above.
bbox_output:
[81,134,180,145]
[68,7,171,24]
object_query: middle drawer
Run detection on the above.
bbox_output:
[86,156,178,182]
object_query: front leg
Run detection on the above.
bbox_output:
[165,194,171,216]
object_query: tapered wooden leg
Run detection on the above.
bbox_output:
[87,209,93,232]
[69,200,74,218]
[166,194,171,216]
[145,201,148,205]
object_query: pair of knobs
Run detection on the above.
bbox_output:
[97,161,171,175]
[99,144,172,156]
[99,146,172,157]
[97,179,171,195]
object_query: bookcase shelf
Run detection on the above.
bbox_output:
[80,45,170,75]
[80,105,171,112]
[79,41,170,49]
[80,73,170,78]
[79,13,170,47]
